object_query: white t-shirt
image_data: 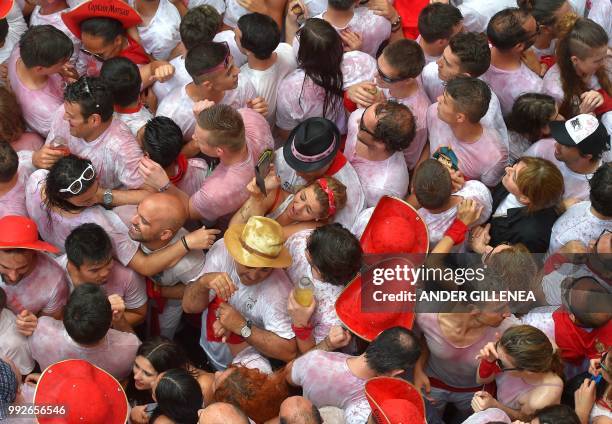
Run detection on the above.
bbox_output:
[276,51,377,134]
[190,109,273,225]
[45,106,144,189]
[314,8,391,57]
[0,309,35,374]
[351,207,374,240]
[540,261,606,307]
[291,350,371,424]
[459,0,516,21]
[420,63,510,152]
[128,0,181,60]
[115,106,153,137]
[0,1,27,64]
[548,201,612,254]
[198,239,294,369]
[140,229,207,286]
[508,131,533,164]
[284,230,343,343]
[588,0,612,47]
[55,255,147,310]
[481,63,543,116]
[177,158,208,197]
[26,170,140,266]
[524,137,611,201]
[427,103,508,187]
[344,108,409,207]
[0,151,35,219]
[386,84,431,171]
[274,148,367,230]
[493,192,525,218]
[29,5,82,64]
[8,48,65,139]
[240,43,297,125]
[0,253,69,316]
[418,180,492,249]
[156,75,256,140]
[29,316,141,380]
[415,313,517,388]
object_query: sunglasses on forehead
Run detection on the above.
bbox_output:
[59,164,96,195]
[194,41,231,83]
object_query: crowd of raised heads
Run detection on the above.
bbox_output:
[0,0,610,422]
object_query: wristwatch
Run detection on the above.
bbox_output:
[240,320,252,338]
[102,189,113,208]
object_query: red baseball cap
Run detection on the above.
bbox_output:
[335,270,415,342]
[365,377,425,424]
[34,359,129,424]
[61,0,142,39]
[0,0,13,20]
[360,196,429,255]
[0,216,59,253]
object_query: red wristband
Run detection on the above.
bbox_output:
[444,218,469,245]
[478,358,502,379]
[343,91,358,113]
[292,324,314,340]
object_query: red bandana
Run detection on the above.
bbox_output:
[205,296,244,344]
[119,36,150,65]
[552,307,612,364]
[169,154,188,185]
[324,152,347,176]
[113,103,142,114]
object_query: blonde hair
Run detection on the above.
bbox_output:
[516,156,564,212]
[0,87,25,143]
[555,13,612,118]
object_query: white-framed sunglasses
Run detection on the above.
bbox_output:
[59,164,96,195]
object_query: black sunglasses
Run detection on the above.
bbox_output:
[80,47,105,63]
[495,342,523,372]
[377,64,409,84]
[359,106,376,138]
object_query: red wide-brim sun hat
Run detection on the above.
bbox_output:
[0,0,14,20]
[360,196,429,255]
[0,215,59,254]
[365,377,426,424]
[335,271,416,342]
[34,359,129,424]
[61,0,142,39]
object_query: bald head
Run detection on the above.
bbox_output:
[198,402,249,424]
[129,193,188,244]
[142,193,186,230]
[279,396,322,424]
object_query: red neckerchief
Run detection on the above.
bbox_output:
[145,277,166,312]
[324,152,348,176]
[114,103,142,114]
[540,55,556,71]
[169,154,188,185]
[205,296,244,344]
[119,36,150,65]
[552,307,612,364]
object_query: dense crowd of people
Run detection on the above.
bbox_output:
[0,0,610,422]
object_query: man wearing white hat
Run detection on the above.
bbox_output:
[525,113,611,203]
